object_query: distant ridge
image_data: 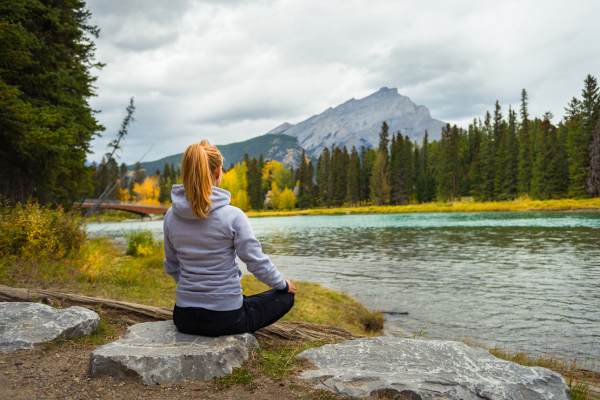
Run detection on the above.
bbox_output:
[133,134,304,173]
[271,87,445,157]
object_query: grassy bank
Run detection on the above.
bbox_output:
[246,197,600,218]
[1,203,597,399]
[0,205,382,336]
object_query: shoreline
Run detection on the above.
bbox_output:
[246,198,600,218]
[83,199,600,223]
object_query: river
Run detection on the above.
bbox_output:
[87,211,600,361]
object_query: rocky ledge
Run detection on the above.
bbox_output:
[298,337,571,399]
[0,302,99,353]
[89,321,258,384]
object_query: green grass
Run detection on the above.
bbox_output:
[213,339,339,399]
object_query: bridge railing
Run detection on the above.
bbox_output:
[78,199,169,208]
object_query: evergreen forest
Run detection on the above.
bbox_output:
[1,1,599,210]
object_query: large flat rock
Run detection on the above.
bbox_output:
[298,337,570,399]
[89,321,258,384]
[0,302,100,353]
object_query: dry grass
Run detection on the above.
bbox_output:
[241,275,384,336]
[246,197,600,218]
[2,237,383,337]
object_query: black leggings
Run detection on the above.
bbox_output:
[173,288,295,337]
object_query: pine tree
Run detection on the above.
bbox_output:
[531,116,562,199]
[334,146,349,205]
[457,128,471,197]
[494,135,508,199]
[389,134,405,204]
[170,163,176,181]
[307,160,315,207]
[478,127,496,201]
[379,122,390,157]
[369,124,391,206]
[518,89,533,194]
[501,107,519,198]
[297,149,309,208]
[468,120,481,164]
[0,0,105,204]
[493,101,505,148]
[413,146,422,199]
[569,75,600,196]
[402,135,414,201]
[347,146,360,206]
[359,146,375,205]
[415,131,436,202]
[587,117,600,197]
[370,151,389,206]
[316,147,331,206]
[437,124,453,201]
[247,157,263,210]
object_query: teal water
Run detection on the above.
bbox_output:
[88,212,600,360]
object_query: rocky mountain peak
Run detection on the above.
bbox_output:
[272,88,445,157]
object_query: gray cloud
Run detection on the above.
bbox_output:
[86,0,600,164]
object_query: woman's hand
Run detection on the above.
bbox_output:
[286,280,296,295]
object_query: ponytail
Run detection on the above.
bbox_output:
[181,140,223,219]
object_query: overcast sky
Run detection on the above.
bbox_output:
[86,0,600,165]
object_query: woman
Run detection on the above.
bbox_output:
[163,140,296,336]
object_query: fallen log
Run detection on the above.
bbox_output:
[0,285,363,342]
[0,284,172,320]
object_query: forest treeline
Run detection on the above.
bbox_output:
[91,75,600,211]
[216,75,600,210]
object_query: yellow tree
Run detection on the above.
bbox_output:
[133,176,160,206]
[221,162,250,211]
[268,181,296,210]
[262,160,294,189]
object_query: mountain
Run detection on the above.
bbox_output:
[134,133,304,173]
[270,87,446,157]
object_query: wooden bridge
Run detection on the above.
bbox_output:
[77,200,169,218]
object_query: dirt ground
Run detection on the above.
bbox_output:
[1,318,598,400]
[0,322,378,400]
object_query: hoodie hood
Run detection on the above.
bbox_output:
[171,184,231,219]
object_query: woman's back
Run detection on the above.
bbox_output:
[164,184,286,312]
[164,139,295,337]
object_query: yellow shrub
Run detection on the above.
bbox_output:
[0,201,86,258]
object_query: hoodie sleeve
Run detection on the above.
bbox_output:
[232,211,287,290]
[163,213,181,284]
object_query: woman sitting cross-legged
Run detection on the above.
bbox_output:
[163,140,296,336]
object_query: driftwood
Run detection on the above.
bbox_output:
[0,285,363,342]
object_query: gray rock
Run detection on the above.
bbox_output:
[0,302,100,353]
[89,321,258,384]
[298,337,570,399]
[271,87,446,157]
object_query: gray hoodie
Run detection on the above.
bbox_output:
[163,184,286,311]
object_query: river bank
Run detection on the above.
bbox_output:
[84,198,600,224]
[2,205,599,398]
[246,197,600,218]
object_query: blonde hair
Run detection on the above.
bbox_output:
[181,140,224,219]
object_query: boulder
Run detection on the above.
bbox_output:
[298,337,571,399]
[89,321,258,384]
[0,302,100,353]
